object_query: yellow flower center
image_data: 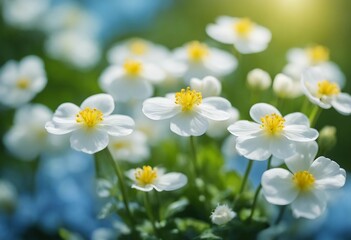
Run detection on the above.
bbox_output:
[234,18,253,37]
[123,59,143,76]
[187,41,209,61]
[130,40,148,55]
[293,171,315,191]
[317,80,340,97]
[307,45,329,64]
[175,87,202,111]
[76,107,104,128]
[260,113,285,136]
[113,141,129,149]
[16,78,30,89]
[135,166,158,186]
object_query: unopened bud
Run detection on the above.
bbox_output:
[247,68,271,91]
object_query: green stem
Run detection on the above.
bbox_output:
[190,136,199,179]
[309,105,322,127]
[274,205,286,225]
[239,160,254,195]
[301,97,310,114]
[144,192,159,237]
[97,148,135,226]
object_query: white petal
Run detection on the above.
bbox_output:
[269,136,296,159]
[196,100,230,121]
[331,93,351,115]
[45,121,77,135]
[70,129,109,154]
[98,66,124,91]
[283,125,318,142]
[227,120,261,137]
[80,94,115,116]
[291,190,326,219]
[153,173,188,191]
[261,168,298,205]
[236,135,271,161]
[52,103,80,123]
[309,156,346,189]
[285,141,318,173]
[202,97,231,110]
[131,184,154,192]
[204,48,237,76]
[142,97,180,120]
[284,112,310,127]
[141,64,166,83]
[108,78,153,102]
[170,112,208,137]
[102,115,134,136]
[206,24,235,44]
[249,103,281,123]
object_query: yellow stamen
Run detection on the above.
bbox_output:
[260,113,285,136]
[293,171,315,191]
[16,78,29,89]
[307,45,329,64]
[113,142,129,149]
[175,87,202,111]
[76,107,104,128]
[135,166,158,186]
[187,41,208,61]
[130,40,148,55]
[317,80,340,97]
[234,18,253,37]
[123,59,142,76]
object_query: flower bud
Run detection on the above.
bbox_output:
[273,73,300,98]
[210,204,236,225]
[318,125,337,153]
[247,68,271,91]
[190,76,221,98]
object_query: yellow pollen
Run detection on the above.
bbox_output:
[317,80,340,97]
[113,142,129,149]
[135,166,158,186]
[307,45,329,64]
[187,41,209,61]
[175,87,202,111]
[234,18,253,37]
[260,113,285,135]
[76,107,104,128]
[16,78,30,89]
[293,171,315,191]
[123,59,142,76]
[130,40,148,55]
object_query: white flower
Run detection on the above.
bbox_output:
[206,16,271,54]
[262,155,346,219]
[45,94,135,154]
[108,130,150,163]
[301,67,351,115]
[173,41,237,81]
[210,204,236,225]
[0,56,47,108]
[190,76,222,98]
[273,73,301,99]
[45,30,101,70]
[247,68,271,91]
[207,107,239,138]
[2,0,49,30]
[227,103,318,160]
[142,87,231,137]
[99,59,165,102]
[126,166,187,192]
[107,38,170,64]
[3,104,68,161]
[283,45,345,88]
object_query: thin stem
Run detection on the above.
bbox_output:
[239,160,254,195]
[144,192,159,237]
[309,105,322,127]
[301,97,310,114]
[274,205,286,225]
[97,148,135,226]
[190,136,199,179]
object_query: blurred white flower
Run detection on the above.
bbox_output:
[273,73,301,99]
[142,87,231,137]
[283,45,345,90]
[45,31,101,70]
[207,107,239,138]
[0,56,47,108]
[228,103,318,160]
[190,76,222,98]
[262,156,346,219]
[45,94,134,154]
[173,41,237,81]
[126,166,187,192]
[0,180,17,211]
[4,104,68,161]
[99,59,165,102]
[247,68,271,91]
[302,68,351,115]
[210,204,236,225]
[2,0,49,29]
[108,130,150,163]
[221,135,238,159]
[206,16,271,54]
[107,38,169,64]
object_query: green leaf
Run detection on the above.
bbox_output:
[164,198,189,219]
